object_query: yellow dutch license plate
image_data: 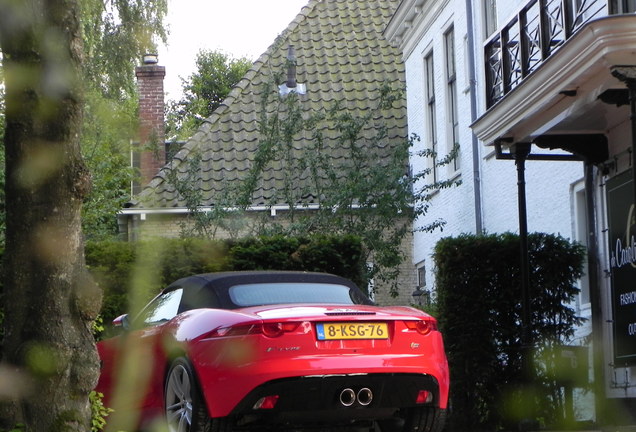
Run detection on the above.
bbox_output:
[316,322,389,340]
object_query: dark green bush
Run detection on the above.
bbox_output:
[85,240,136,322]
[228,234,366,288]
[434,232,585,431]
[86,235,365,326]
[227,235,306,272]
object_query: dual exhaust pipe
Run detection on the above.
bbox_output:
[339,387,373,407]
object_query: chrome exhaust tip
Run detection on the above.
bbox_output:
[339,388,356,406]
[357,387,373,406]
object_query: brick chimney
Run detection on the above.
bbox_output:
[136,53,166,187]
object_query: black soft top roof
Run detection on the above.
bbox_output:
[167,271,357,291]
[164,271,371,310]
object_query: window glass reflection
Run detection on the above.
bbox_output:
[143,289,183,326]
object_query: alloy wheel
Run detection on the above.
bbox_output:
[165,363,194,432]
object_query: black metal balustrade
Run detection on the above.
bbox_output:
[485,0,608,108]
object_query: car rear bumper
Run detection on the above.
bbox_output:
[230,373,442,427]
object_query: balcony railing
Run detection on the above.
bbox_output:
[484,0,608,108]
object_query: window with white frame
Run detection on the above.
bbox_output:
[463,34,470,92]
[444,26,460,173]
[424,51,438,182]
[483,0,498,39]
[572,181,590,308]
[417,263,426,288]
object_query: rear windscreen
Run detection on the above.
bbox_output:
[229,282,356,307]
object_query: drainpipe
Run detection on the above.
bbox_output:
[465,0,483,233]
[511,142,532,349]
[511,141,536,428]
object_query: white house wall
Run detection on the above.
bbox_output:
[406,0,478,282]
[405,0,585,294]
[480,153,584,235]
[390,0,636,414]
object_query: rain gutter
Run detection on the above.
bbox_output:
[465,0,483,233]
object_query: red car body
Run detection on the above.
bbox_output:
[96,271,449,432]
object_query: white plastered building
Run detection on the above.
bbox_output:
[386,0,636,424]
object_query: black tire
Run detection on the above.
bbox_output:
[403,406,447,432]
[379,407,447,432]
[165,357,233,432]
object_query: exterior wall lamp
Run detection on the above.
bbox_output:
[411,288,429,307]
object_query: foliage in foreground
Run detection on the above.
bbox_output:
[434,232,586,431]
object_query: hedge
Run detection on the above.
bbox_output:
[434,232,585,431]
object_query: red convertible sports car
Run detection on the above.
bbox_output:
[96,271,449,432]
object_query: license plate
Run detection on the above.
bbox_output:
[316,323,388,340]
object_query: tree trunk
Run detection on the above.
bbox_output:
[0,0,101,430]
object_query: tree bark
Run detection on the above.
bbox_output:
[0,0,101,430]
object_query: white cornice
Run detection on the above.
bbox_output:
[385,0,420,43]
[472,15,636,145]
[385,0,451,59]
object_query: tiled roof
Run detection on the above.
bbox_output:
[136,0,406,209]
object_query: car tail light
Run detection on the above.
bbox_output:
[416,390,433,404]
[404,319,438,335]
[253,395,279,410]
[261,322,299,338]
[209,322,300,338]
[208,325,258,338]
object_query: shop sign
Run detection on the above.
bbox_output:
[607,169,636,365]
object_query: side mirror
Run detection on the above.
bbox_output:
[112,314,130,331]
